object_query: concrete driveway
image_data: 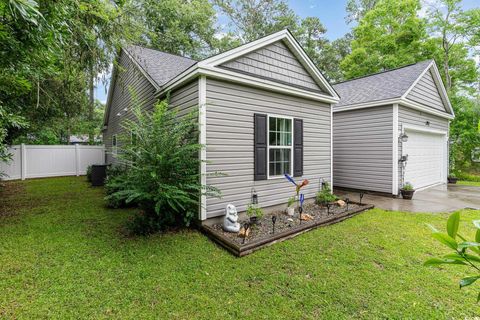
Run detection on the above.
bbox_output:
[335,184,480,213]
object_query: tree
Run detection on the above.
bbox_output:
[316,34,352,82]
[138,0,219,59]
[341,0,429,79]
[213,0,299,42]
[426,0,480,92]
[345,0,379,24]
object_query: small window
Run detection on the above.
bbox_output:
[268,116,293,177]
[112,134,117,156]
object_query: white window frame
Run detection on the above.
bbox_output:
[112,134,117,156]
[267,114,294,179]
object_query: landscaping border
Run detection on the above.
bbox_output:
[201,202,374,257]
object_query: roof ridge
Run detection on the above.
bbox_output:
[126,44,198,62]
[333,59,433,86]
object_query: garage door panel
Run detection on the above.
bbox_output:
[403,129,445,189]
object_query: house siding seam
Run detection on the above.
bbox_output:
[397,105,449,191]
[205,78,331,219]
[333,105,394,193]
[104,50,157,164]
[219,40,325,93]
[406,69,446,112]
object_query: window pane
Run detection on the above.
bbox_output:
[269,148,291,176]
[268,116,292,147]
[269,117,276,131]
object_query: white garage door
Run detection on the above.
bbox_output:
[403,129,446,190]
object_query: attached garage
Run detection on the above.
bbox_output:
[333,60,454,196]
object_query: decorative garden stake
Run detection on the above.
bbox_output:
[299,193,305,224]
[242,222,250,244]
[284,174,309,223]
[326,203,331,215]
[272,215,277,234]
[359,193,364,205]
[345,198,350,212]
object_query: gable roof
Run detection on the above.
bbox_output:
[124,45,197,88]
[332,60,453,118]
[333,60,433,107]
[117,30,339,104]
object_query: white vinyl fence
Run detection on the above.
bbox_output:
[0,144,105,181]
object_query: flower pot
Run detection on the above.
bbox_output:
[249,216,259,224]
[287,207,295,216]
[400,189,415,200]
[447,177,458,184]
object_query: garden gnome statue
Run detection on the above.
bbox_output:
[223,204,241,233]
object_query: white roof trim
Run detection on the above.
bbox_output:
[401,60,454,116]
[333,97,454,120]
[197,29,339,100]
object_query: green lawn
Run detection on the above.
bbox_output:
[1,177,480,319]
[458,180,480,187]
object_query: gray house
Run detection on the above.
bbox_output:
[103,30,340,222]
[332,60,454,196]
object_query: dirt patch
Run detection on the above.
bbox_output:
[0,183,26,218]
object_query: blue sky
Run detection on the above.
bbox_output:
[95,0,479,103]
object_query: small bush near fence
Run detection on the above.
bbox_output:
[105,100,220,235]
[454,171,480,182]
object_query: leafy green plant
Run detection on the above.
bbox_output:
[287,196,296,207]
[104,99,220,234]
[425,212,480,302]
[246,203,264,219]
[86,165,93,182]
[402,182,414,191]
[104,165,134,208]
[315,182,338,205]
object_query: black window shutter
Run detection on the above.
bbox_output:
[254,114,267,180]
[293,118,303,177]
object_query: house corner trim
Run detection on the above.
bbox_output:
[392,103,399,195]
[199,76,207,221]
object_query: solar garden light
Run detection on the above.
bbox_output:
[251,187,258,205]
[345,198,350,211]
[326,203,332,215]
[359,193,364,205]
[272,215,277,234]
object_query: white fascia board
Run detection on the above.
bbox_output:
[198,66,339,104]
[333,98,454,120]
[102,65,117,130]
[399,98,455,120]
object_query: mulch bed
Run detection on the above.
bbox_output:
[202,201,374,256]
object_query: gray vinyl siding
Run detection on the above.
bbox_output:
[205,78,331,218]
[104,50,157,164]
[333,105,393,193]
[406,69,446,112]
[167,80,199,118]
[220,40,325,93]
[397,105,449,191]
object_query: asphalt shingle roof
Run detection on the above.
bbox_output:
[125,45,197,87]
[333,60,433,108]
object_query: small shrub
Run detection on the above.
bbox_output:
[455,171,480,182]
[246,203,264,219]
[104,166,133,208]
[86,165,93,182]
[402,182,414,191]
[315,182,338,205]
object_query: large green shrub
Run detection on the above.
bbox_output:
[105,100,220,233]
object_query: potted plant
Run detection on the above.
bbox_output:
[400,182,415,200]
[447,172,458,184]
[286,196,296,216]
[246,203,263,224]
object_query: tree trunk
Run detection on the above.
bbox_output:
[88,65,95,144]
